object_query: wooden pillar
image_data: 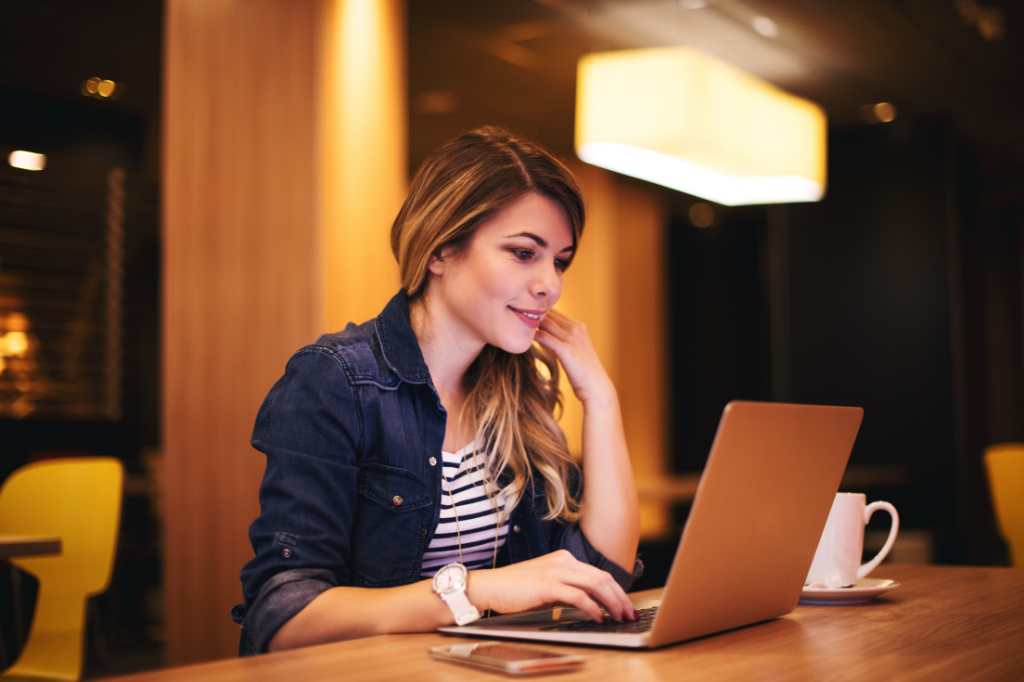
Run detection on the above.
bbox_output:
[163,0,404,664]
[555,163,620,458]
[560,163,669,538]
[614,181,668,539]
[317,0,406,331]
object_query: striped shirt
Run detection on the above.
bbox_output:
[420,441,508,578]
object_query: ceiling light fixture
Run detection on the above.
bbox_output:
[752,16,779,38]
[860,102,897,124]
[81,77,124,100]
[575,46,827,206]
[8,151,47,171]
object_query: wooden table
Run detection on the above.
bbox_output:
[107,565,1024,682]
[0,534,60,559]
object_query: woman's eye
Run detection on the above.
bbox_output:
[554,258,569,272]
[511,249,534,261]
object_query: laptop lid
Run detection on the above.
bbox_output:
[647,401,862,646]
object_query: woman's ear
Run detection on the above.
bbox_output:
[427,248,447,276]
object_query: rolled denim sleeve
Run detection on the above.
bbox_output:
[553,522,644,591]
[235,569,338,655]
[544,467,643,591]
[237,348,362,655]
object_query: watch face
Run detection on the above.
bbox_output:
[433,563,467,593]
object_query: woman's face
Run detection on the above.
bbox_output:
[427,192,575,355]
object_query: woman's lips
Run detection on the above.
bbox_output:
[508,306,544,329]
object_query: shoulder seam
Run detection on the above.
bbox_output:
[312,335,403,389]
[253,347,355,445]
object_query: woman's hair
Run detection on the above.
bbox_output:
[391,126,585,522]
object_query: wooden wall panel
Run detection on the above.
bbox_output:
[165,0,406,664]
[614,183,668,538]
[163,0,320,663]
[559,163,669,538]
[556,163,620,457]
[317,0,405,332]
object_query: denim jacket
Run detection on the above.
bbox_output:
[234,291,641,655]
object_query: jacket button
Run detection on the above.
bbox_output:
[282,548,292,558]
[429,457,437,466]
[513,525,521,534]
[393,495,403,506]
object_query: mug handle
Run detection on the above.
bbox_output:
[857,501,899,579]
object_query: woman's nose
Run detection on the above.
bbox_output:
[530,262,561,298]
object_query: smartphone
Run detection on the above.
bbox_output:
[429,641,585,675]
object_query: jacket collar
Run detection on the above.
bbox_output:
[374,290,433,385]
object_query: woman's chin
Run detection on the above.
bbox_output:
[494,333,537,355]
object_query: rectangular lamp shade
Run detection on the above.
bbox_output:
[575,46,827,206]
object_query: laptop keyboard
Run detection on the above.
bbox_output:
[540,606,659,634]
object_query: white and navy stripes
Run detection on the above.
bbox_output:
[420,442,508,578]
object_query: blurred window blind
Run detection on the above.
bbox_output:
[0,148,124,420]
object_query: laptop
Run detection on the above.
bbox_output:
[439,400,863,648]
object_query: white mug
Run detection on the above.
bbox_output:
[805,492,899,588]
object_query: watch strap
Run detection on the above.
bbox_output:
[440,585,481,625]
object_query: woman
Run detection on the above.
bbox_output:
[235,126,642,655]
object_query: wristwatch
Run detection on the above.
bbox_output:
[432,563,481,626]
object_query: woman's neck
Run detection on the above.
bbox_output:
[408,295,483,407]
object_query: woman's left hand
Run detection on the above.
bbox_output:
[534,309,614,405]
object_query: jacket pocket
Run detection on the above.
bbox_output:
[350,463,431,586]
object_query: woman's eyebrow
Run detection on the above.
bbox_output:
[505,232,575,253]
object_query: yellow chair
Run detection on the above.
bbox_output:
[984,444,1024,568]
[0,458,123,681]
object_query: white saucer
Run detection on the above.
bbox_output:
[799,577,900,605]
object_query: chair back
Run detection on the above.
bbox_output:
[0,457,123,681]
[984,444,1024,567]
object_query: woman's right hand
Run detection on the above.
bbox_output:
[466,550,637,623]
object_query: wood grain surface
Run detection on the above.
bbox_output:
[163,0,405,664]
[105,565,1024,682]
[163,0,321,664]
[558,163,669,538]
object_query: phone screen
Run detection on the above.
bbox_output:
[429,641,585,674]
